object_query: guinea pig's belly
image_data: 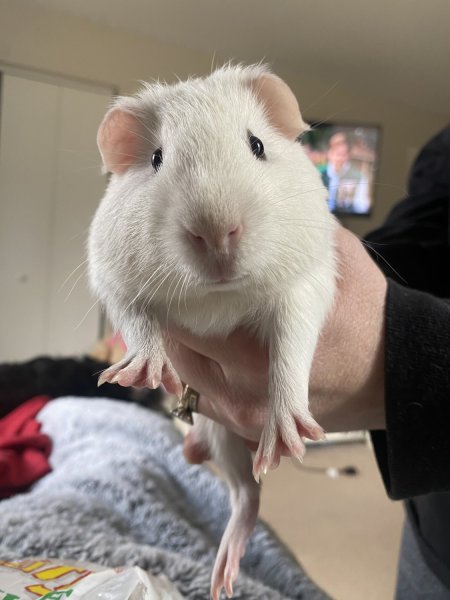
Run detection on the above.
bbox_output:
[155,292,254,337]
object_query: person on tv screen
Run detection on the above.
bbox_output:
[321,132,370,214]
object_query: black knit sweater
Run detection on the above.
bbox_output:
[366,124,450,587]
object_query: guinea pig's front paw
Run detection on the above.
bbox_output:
[252,409,324,482]
[97,351,183,397]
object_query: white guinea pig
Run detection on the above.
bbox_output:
[88,64,337,599]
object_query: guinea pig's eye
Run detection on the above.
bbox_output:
[249,135,265,159]
[151,148,163,171]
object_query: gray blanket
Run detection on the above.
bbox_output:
[0,397,330,599]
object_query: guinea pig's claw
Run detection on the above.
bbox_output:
[161,363,183,399]
[96,353,181,394]
[97,357,132,387]
[97,372,108,387]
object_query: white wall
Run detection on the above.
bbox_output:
[0,71,112,360]
[1,0,447,238]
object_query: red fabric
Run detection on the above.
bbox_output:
[0,395,52,498]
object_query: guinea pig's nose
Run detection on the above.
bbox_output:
[186,223,243,252]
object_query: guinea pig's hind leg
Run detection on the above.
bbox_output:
[194,416,260,600]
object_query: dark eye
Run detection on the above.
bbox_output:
[151,148,163,171]
[249,135,265,159]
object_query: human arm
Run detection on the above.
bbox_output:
[167,225,450,499]
[166,225,387,443]
[167,126,450,500]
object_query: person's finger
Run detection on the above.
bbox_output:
[166,324,267,370]
[244,439,259,452]
[183,429,211,464]
[185,432,282,464]
[165,325,225,361]
[166,338,224,421]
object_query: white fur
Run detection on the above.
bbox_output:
[88,64,337,599]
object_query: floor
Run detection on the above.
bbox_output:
[259,439,404,600]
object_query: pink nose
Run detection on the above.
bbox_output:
[186,223,243,252]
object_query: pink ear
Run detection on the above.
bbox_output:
[250,73,309,141]
[97,109,142,174]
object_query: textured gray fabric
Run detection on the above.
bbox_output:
[0,397,329,600]
[396,519,450,600]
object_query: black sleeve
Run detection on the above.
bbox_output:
[365,125,450,500]
[365,124,450,298]
[364,194,450,298]
[371,281,450,499]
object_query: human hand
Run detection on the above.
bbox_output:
[165,226,387,461]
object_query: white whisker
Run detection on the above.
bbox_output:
[76,298,101,330]
[361,240,407,284]
[64,269,87,302]
[166,272,184,328]
[122,265,165,316]
[178,272,190,316]
[301,81,340,116]
[59,259,88,293]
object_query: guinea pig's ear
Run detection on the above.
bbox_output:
[250,73,310,141]
[97,108,143,175]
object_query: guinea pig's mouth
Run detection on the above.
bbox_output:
[209,276,243,288]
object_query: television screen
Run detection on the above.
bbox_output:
[301,122,381,216]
